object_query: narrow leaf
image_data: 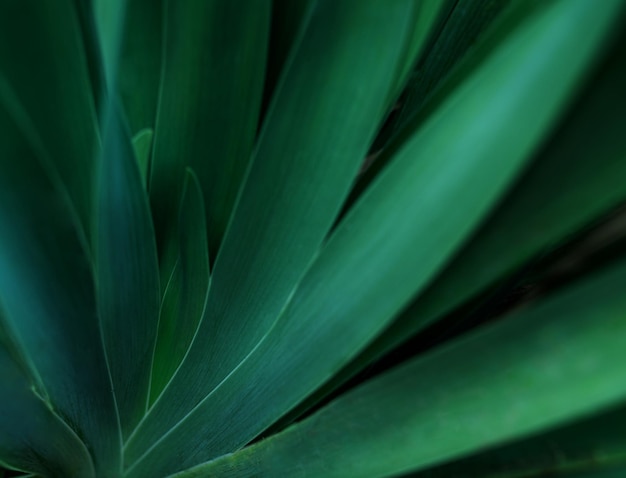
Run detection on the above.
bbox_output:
[0,316,95,477]
[0,91,121,475]
[124,1,624,475]
[132,128,154,186]
[95,107,160,439]
[149,0,270,274]
[0,0,99,235]
[177,258,626,478]
[124,1,427,468]
[149,169,210,405]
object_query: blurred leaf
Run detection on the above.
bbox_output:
[0,91,120,475]
[0,0,99,236]
[289,16,626,422]
[132,128,154,186]
[149,169,210,405]
[123,0,621,475]
[149,0,270,277]
[124,0,426,469]
[95,106,160,439]
[412,404,626,478]
[116,0,163,134]
[0,317,95,477]
[178,258,626,478]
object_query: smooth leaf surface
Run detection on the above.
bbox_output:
[116,0,163,134]
[95,106,160,439]
[413,404,626,478]
[149,170,210,405]
[124,0,621,474]
[124,0,424,467]
[132,128,154,186]
[149,0,270,274]
[0,0,99,235]
[292,19,626,421]
[0,91,121,476]
[178,258,626,478]
[0,319,95,478]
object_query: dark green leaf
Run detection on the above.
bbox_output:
[124,0,620,475]
[178,258,626,478]
[413,404,626,478]
[124,0,425,469]
[149,169,210,405]
[0,89,120,476]
[0,0,99,236]
[95,106,160,439]
[0,315,95,477]
[132,128,154,186]
[149,0,270,274]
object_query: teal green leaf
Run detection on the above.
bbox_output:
[149,169,210,405]
[149,0,270,273]
[0,317,95,478]
[132,128,154,186]
[0,93,120,476]
[414,404,626,478]
[124,1,427,467]
[116,0,163,134]
[0,0,99,235]
[176,258,626,478]
[294,20,626,420]
[92,0,126,85]
[124,0,621,475]
[95,106,160,439]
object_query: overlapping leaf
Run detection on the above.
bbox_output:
[177,258,626,478]
[124,0,426,467]
[123,0,622,475]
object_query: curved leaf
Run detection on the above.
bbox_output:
[148,170,210,405]
[95,107,161,439]
[177,258,626,478]
[124,0,425,468]
[124,0,622,475]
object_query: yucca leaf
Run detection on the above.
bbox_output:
[116,0,162,134]
[177,257,626,478]
[413,404,626,477]
[123,0,621,475]
[95,106,160,439]
[124,0,426,466]
[350,0,539,208]
[290,20,626,421]
[387,0,515,143]
[0,325,95,477]
[148,169,210,405]
[149,0,270,276]
[0,0,99,236]
[132,128,154,186]
[0,94,120,475]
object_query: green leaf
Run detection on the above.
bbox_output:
[0,0,99,236]
[95,107,160,439]
[148,169,210,405]
[0,326,95,477]
[177,258,626,478]
[413,404,626,478]
[349,0,538,209]
[0,91,120,476]
[132,128,154,186]
[124,0,426,469]
[116,0,163,134]
[289,18,626,422]
[124,0,621,475]
[149,0,270,275]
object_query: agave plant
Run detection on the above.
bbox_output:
[1,0,626,476]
